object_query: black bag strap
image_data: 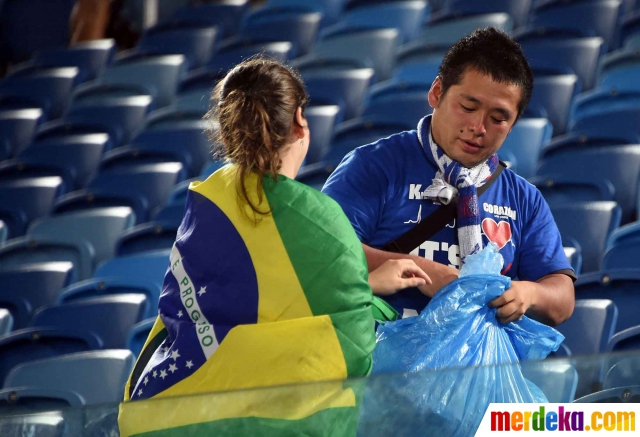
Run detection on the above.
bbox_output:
[382,162,506,254]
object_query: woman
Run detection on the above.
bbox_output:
[119,57,429,437]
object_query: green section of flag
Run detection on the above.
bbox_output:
[263,175,376,378]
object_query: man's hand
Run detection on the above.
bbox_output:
[369,259,432,296]
[488,280,537,324]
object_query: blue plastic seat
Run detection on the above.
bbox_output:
[0,411,67,436]
[241,8,322,57]
[30,295,148,349]
[199,160,226,179]
[207,40,294,74]
[53,163,186,224]
[0,309,13,336]
[360,91,432,126]
[168,1,249,38]
[0,67,78,120]
[524,74,580,136]
[575,270,640,333]
[536,146,640,224]
[137,23,219,70]
[627,32,640,48]
[518,35,606,90]
[597,50,640,92]
[608,325,640,353]
[419,13,513,46]
[0,0,75,63]
[299,28,401,82]
[0,176,65,238]
[321,1,427,44]
[0,387,84,414]
[127,318,156,358]
[0,327,102,385]
[296,161,338,191]
[1,133,110,190]
[4,350,136,405]
[434,0,531,28]
[116,221,179,256]
[574,385,640,403]
[79,54,187,108]
[305,104,343,165]
[166,177,198,206]
[529,0,624,49]
[102,120,211,178]
[569,106,640,146]
[29,39,116,84]
[301,67,374,121]
[0,262,74,330]
[498,118,551,179]
[557,299,618,355]
[154,204,186,224]
[564,246,583,275]
[265,0,341,27]
[570,89,640,128]
[36,95,153,148]
[95,249,170,285]
[0,108,43,160]
[604,356,640,389]
[550,201,622,273]
[522,361,578,403]
[621,9,640,46]
[607,221,640,249]
[603,241,640,270]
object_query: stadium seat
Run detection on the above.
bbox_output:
[299,28,401,82]
[80,54,188,108]
[603,239,640,270]
[574,385,640,403]
[0,0,76,63]
[360,91,432,126]
[265,0,342,27]
[116,221,180,256]
[166,178,198,206]
[28,207,136,270]
[608,325,640,353]
[0,387,85,414]
[53,163,185,224]
[0,411,67,436]
[550,201,622,273]
[0,262,74,330]
[604,356,640,389]
[28,39,116,84]
[607,221,640,249]
[564,247,583,275]
[136,23,218,70]
[0,327,102,385]
[168,1,250,38]
[536,146,640,224]
[522,361,578,403]
[570,89,640,127]
[498,118,552,179]
[30,295,148,349]
[95,250,170,286]
[433,0,531,28]
[0,67,78,120]
[207,40,294,74]
[305,105,343,165]
[524,74,580,136]
[0,176,65,238]
[621,9,640,46]
[320,1,427,44]
[569,106,640,145]
[127,318,156,358]
[557,299,618,356]
[0,108,43,160]
[597,50,640,92]
[575,270,640,333]
[296,161,338,191]
[529,0,624,49]
[0,309,12,336]
[419,13,513,46]
[200,161,225,179]
[154,204,186,224]
[4,350,136,405]
[518,35,606,90]
[301,67,374,120]
[241,9,322,57]
[0,133,110,190]
[35,95,153,148]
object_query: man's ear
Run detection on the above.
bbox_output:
[428,76,443,109]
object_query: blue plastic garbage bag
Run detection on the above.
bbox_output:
[357,243,564,436]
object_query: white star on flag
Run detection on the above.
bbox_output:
[153,370,158,378]
[170,349,181,361]
[138,388,143,397]
[143,376,149,386]
[169,363,178,373]
[185,360,194,369]
[177,310,183,318]
[160,369,167,379]
[198,286,207,297]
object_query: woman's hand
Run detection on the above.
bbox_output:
[368,259,432,296]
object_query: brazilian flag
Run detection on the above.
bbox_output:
[118,165,376,436]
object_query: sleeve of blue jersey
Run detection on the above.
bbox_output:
[516,187,576,282]
[321,147,389,244]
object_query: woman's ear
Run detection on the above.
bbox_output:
[294,106,307,138]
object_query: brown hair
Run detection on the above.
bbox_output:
[205,56,309,218]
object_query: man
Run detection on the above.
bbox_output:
[322,28,575,326]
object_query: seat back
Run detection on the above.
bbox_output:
[526,74,580,135]
[95,250,171,285]
[0,411,67,437]
[0,309,12,336]
[127,318,156,358]
[169,1,249,38]
[499,118,552,179]
[361,92,432,126]
[305,105,343,165]
[302,68,374,120]
[522,361,578,403]
[437,0,531,28]
[139,23,218,70]
[0,108,43,160]
[421,13,513,46]
[604,356,640,389]
[556,299,618,356]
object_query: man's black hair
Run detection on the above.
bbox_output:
[437,27,534,119]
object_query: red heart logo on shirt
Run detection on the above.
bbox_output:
[482,218,512,250]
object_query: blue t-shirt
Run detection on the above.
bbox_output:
[322,126,575,315]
